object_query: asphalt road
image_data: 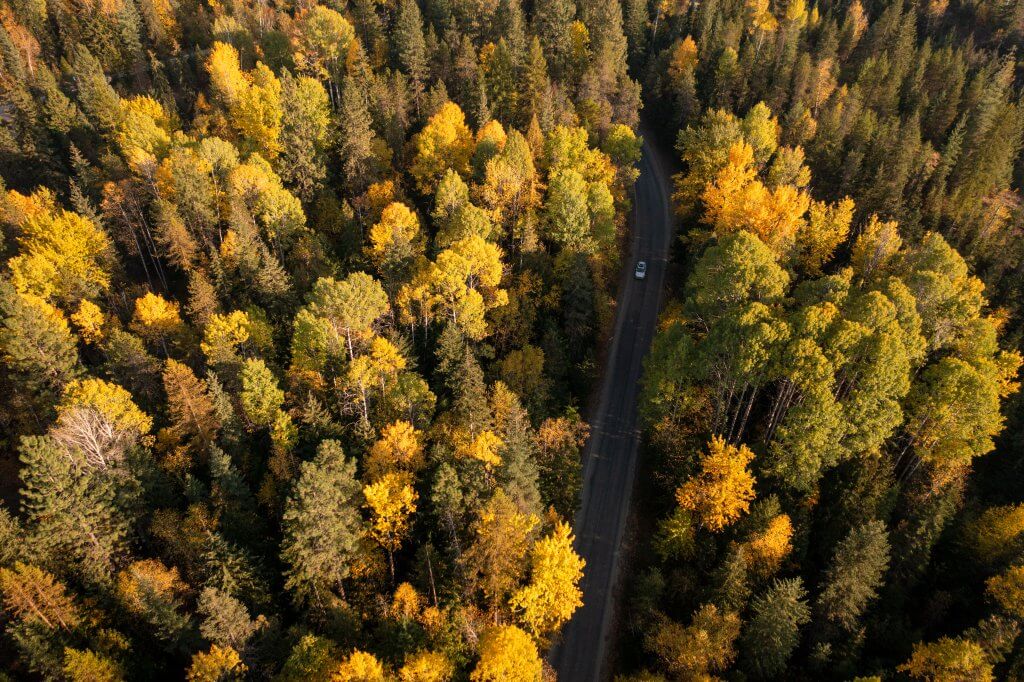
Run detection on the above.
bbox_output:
[552,131,675,681]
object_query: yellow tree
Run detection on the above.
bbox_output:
[331,650,386,682]
[200,310,252,365]
[399,651,453,682]
[8,194,113,307]
[465,489,539,619]
[410,102,474,195]
[187,645,247,681]
[676,436,756,532]
[470,625,542,682]
[701,141,809,253]
[54,378,152,470]
[987,565,1024,619]
[367,202,423,277]
[898,638,993,682]
[364,472,418,578]
[743,513,793,577]
[510,521,585,638]
[366,420,425,480]
[71,299,105,345]
[131,292,184,343]
[457,430,504,469]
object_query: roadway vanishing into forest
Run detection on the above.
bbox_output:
[552,130,676,681]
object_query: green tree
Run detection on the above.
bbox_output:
[281,440,364,606]
[741,578,810,678]
[816,520,890,631]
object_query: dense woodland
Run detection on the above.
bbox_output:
[627,0,1024,679]
[0,0,646,675]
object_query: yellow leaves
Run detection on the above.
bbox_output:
[9,202,112,306]
[850,215,902,279]
[364,472,418,554]
[898,638,993,682]
[568,20,590,62]
[796,197,854,275]
[367,420,425,480]
[332,650,386,682]
[397,236,508,340]
[391,582,422,622]
[60,377,152,435]
[668,36,699,82]
[471,625,542,682]
[676,436,756,532]
[399,651,453,682]
[368,202,421,268]
[457,430,504,468]
[746,0,778,32]
[116,559,184,617]
[201,310,252,364]
[116,95,173,169]
[349,337,407,388]
[510,521,585,638]
[0,562,81,630]
[205,42,282,159]
[293,5,356,80]
[987,565,1024,618]
[207,42,247,108]
[410,102,474,195]
[71,299,105,344]
[2,186,55,228]
[187,645,247,682]
[131,292,183,340]
[744,514,793,576]
[476,119,507,154]
[701,141,810,253]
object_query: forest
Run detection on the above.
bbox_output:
[3,0,1024,675]
[626,0,1024,679]
[0,0,645,675]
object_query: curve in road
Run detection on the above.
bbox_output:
[552,131,676,681]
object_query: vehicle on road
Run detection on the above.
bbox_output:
[634,260,647,280]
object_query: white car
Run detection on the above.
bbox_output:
[634,260,647,280]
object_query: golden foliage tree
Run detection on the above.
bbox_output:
[676,436,756,532]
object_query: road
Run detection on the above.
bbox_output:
[552,131,675,681]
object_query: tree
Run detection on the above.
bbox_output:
[364,472,418,578]
[399,651,454,681]
[63,648,124,681]
[646,604,741,678]
[338,76,377,191]
[676,437,756,532]
[366,420,425,480]
[279,635,341,681]
[0,283,81,413]
[19,436,128,580]
[410,102,474,195]
[239,358,285,428]
[197,587,258,651]
[305,272,390,361]
[8,198,113,306]
[816,520,890,631]
[278,72,332,201]
[987,565,1024,619]
[187,645,247,681]
[131,292,184,343]
[465,489,538,618]
[535,413,588,517]
[332,650,386,681]
[741,578,810,678]
[510,521,585,638]
[281,440,364,606]
[471,625,542,682]
[394,0,428,85]
[53,377,152,470]
[162,360,220,450]
[0,562,81,631]
[898,637,993,681]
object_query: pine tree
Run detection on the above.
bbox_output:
[816,520,890,631]
[741,578,811,678]
[281,440,364,606]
